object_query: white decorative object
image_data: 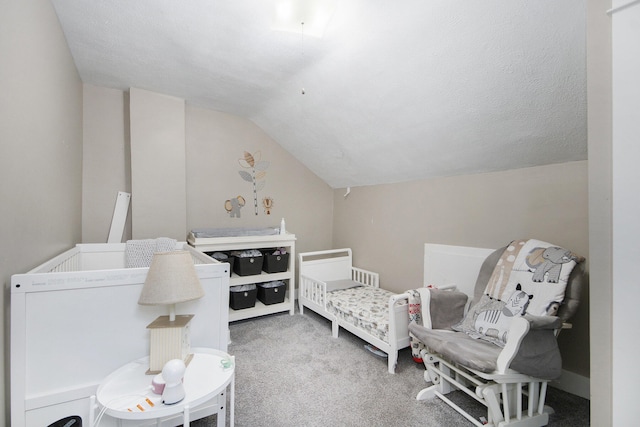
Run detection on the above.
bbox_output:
[161,359,187,404]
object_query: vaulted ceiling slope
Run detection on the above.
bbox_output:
[52,0,587,189]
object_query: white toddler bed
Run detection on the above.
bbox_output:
[298,248,411,373]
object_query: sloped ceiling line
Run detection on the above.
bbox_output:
[52,0,587,189]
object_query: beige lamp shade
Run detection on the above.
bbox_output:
[138,251,205,306]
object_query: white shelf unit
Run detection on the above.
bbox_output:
[188,232,296,322]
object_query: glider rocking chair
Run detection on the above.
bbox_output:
[409,240,585,427]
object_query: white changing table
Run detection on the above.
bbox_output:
[93,348,235,427]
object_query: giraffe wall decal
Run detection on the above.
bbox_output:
[238,151,269,216]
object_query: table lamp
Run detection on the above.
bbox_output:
[138,250,205,374]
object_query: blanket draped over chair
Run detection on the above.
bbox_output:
[407,289,424,362]
[452,239,584,348]
[408,286,470,362]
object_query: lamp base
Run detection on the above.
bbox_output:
[145,314,195,374]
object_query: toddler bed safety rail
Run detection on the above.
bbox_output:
[298,248,412,374]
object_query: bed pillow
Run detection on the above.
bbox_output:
[325,279,363,292]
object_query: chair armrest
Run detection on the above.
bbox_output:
[496,315,564,376]
[522,314,562,330]
[496,316,531,372]
[416,288,468,329]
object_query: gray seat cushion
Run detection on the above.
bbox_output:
[409,321,563,380]
[409,323,502,373]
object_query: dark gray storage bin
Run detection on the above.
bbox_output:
[231,250,264,276]
[261,249,289,273]
[230,284,257,310]
[257,281,286,305]
[232,255,263,276]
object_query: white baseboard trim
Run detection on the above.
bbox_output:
[551,369,590,400]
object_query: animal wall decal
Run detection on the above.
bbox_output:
[224,195,246,218]
[263,197,274,215]
[238,151,269,216]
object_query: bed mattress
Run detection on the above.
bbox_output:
[327,286,400,344]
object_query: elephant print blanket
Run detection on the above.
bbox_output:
[453,239,584,347]
[484,239,584,317]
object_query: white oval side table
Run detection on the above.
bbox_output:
[93,348,234,427]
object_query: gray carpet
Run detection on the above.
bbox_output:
[193,310,590,426]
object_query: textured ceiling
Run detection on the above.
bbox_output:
[51,0,587,189]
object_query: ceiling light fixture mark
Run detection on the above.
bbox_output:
[272,0,335,37]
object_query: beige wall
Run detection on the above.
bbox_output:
[82,90,334,254]
[0,0,83,423]
[185,105,334,254]
[82,85,132,243]
[333,161,589,378]
[130,88,187,240]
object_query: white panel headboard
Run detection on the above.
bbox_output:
[298,248,353,282]
[424,244,495,297]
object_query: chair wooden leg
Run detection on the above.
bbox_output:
[416,384,439,401]
[417,351,454,400]
[415,350,553,427]
[481,384,505,425]
[438,359,454,394]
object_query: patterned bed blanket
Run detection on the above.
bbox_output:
[326,286,399,343]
